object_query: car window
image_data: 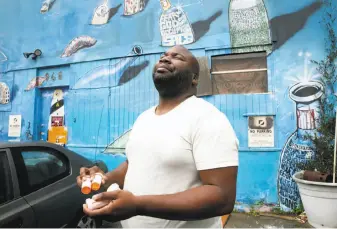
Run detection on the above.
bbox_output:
[0,151,14,205]
[11,147,70,195]
[21,150,67,187]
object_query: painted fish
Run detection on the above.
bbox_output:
[61,36,97,58]
[103,129,131,155]
[72,45,142,89]
[25,76,46,91]
[41,0,56,13]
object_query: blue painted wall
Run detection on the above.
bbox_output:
[0,0,334,210]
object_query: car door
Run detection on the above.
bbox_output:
[10,146,84,228]
[0,149,36,228]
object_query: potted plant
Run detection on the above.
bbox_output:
[292,0,337,228]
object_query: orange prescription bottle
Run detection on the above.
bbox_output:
[81,176,92,194]
[91,173,104,191]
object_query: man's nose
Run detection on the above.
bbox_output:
[159,56,171,63]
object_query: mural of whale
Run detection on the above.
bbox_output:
[72,45,143,89]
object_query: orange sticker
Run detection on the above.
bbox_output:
[48,126,68,145]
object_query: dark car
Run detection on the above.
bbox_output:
[0,141,106,228]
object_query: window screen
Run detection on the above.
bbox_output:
[211,52,268,94]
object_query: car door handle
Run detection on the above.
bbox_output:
[1,217,23,228]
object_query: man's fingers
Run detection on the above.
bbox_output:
[92,190,120,201]
[76,176,82,187]
[80,167,90,177]
[102,175,108,184]
[83,202,115,217]
[89,166,103,181]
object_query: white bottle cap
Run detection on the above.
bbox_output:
[107,183,120,192]
[82,176,91,188]
[92,173,103,184]
[85,198,109,210]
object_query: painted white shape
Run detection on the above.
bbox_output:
[0,51,7,62]
[92,0,110,25]
[230,0,257,10]
[159,6,195,46]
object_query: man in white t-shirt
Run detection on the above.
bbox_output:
[77,45,239,228]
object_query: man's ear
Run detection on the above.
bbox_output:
[192,74,198,86]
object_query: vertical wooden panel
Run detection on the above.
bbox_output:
[205,48,276,150]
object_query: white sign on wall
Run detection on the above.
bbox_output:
[248,116,274,147]
[8,115,22,137]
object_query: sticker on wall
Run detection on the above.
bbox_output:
[0,50,7,62]
[229,0,271,53]
[103,129,131,155]
[159,0,195,46]
[8,115,21,137]
[25,76,47,91]
[124,0,145,16]
[72,45,143,89]
[40,0,56,14]
[48,89,68,145]
[91,0,110,25]
[48,126,68,145]
[248,116,274,148]
[0,82,10,104]
[61,36,97,58]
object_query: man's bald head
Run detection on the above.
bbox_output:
[171,45,200,78]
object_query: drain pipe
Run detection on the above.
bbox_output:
[333,110,337,183]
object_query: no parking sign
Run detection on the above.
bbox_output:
[248,116,274,147]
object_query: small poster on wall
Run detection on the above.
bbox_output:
[248,116,274,147]
[8,115,22,137]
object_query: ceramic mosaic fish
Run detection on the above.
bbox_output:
[61,36,97,58]
[25,76,46,91]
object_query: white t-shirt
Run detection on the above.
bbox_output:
[121,95,239,228]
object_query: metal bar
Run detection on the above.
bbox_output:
[211,68,268,74]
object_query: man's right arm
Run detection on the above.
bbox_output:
[76,160,128,190]
[103,160,128,189]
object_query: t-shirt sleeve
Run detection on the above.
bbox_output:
[192,110,239,170]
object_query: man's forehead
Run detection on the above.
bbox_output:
[166,46,192,56]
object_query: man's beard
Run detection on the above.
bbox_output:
[152,70,192,98]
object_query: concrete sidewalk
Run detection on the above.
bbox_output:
[101,213,312,228]
[224,213,312,228]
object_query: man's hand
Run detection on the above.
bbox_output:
[76,166,108,188]
[83,190,138,221]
